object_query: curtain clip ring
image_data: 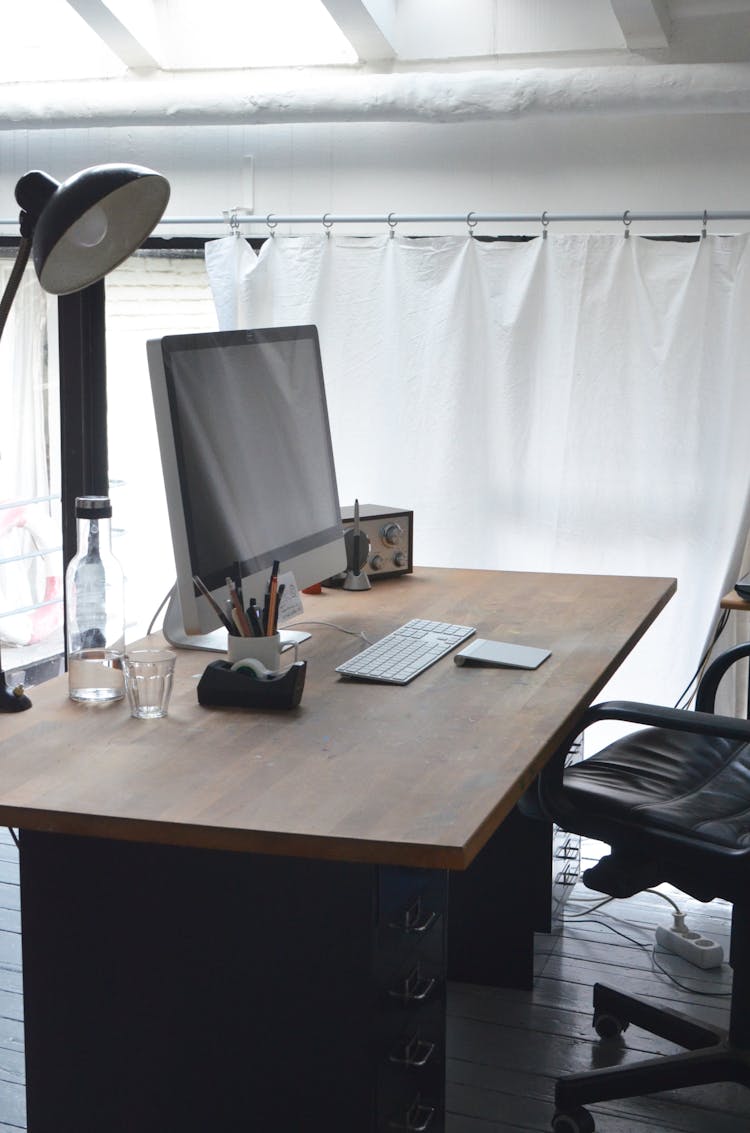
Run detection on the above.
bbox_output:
[322,213,333,238]
[466,211,478,237]
[702,209,709,239]
[266,213,278,237]
[622,209,632,239]
[387,212,398,238]
[541,210,550,240]
[229,208,240,236]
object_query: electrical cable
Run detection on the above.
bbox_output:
[147,588,173,636]
[567,885,683,919]
[564,895,616,918]
[644,887,682,914]
[282,619,374,645]
[674,608,730,709]
[567,915,731,996]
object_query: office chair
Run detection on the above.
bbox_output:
[524,641,750,1133]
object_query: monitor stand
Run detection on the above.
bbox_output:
[162,586,310,653]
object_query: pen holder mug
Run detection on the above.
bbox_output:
[227,633,282,672]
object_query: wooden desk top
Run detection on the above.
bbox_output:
[721,589,750,611]
[0,567,675,870]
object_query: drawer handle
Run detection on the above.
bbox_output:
[388,1096,436,1131]
[389,1033,436,1068]
[389,896,438,935]
[388,963,437,1005]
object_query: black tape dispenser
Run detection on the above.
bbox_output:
[197,658,307,710]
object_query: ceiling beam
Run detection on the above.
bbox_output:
[610,1,671,49]
[320,0,396,61]
[65,0,160,69]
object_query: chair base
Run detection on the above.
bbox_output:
[552,983,750,1131]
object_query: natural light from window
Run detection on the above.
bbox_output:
[3,0,358,84]
[4,1,126,82]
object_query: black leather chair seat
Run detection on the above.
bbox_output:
[563,727,750,850]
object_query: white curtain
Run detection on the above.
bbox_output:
[205,232,750,711]
[0,259,58,648]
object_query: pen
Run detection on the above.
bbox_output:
[193,575,237,634]
[226,576,252,637]
[246,598,262,637]
[234,560,244,609]
[272,583,285,635]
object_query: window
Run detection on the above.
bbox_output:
[104,249,218,641]
[0,250,63,687]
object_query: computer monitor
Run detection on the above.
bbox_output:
[147,325,346,650]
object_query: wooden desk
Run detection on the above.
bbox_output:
[720,589,750,612]
[0,567,674,1133]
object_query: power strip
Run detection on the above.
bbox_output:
[655,924,724,969]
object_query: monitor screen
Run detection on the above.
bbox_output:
[148,326,346,649]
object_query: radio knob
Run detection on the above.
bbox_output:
[393,551,407,568]
[381,522,403,546]
[370,554,384,571]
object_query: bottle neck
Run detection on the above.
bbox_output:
[76,515,112,560]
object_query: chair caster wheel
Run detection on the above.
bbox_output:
[593,1010,629,1039]
[552,1106,596,1133]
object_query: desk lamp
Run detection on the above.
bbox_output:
[0,163,171,711]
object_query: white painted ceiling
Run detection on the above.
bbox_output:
[6,0,750,86]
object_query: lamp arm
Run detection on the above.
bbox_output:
[0,237,31,342]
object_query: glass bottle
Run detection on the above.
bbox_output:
[65,496,125,703]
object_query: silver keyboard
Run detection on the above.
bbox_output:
[336,618,476,685]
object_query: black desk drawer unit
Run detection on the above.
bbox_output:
[376,868,448,1132]
[551,736,584,923]
[20,831,448,1133]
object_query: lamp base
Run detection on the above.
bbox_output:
[0,672,32,712]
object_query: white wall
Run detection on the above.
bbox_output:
[1,107,750,238]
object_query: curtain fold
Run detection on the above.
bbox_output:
[205,232,750,711]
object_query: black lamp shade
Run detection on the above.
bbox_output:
[15,164,170,295]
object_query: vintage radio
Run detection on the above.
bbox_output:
[325,504,413,584]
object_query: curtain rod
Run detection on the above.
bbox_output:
[3,209,750,232]
[157,209,750,229]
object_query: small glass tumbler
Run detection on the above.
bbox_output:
[123,649,176,719]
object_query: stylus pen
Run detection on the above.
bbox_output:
[192,575,236,635]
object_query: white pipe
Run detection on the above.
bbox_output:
[2,63,750,129]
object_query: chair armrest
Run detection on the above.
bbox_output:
[577,698,750,742]
[695,640,750,713]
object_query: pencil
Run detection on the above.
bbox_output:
[265,560,280,636]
